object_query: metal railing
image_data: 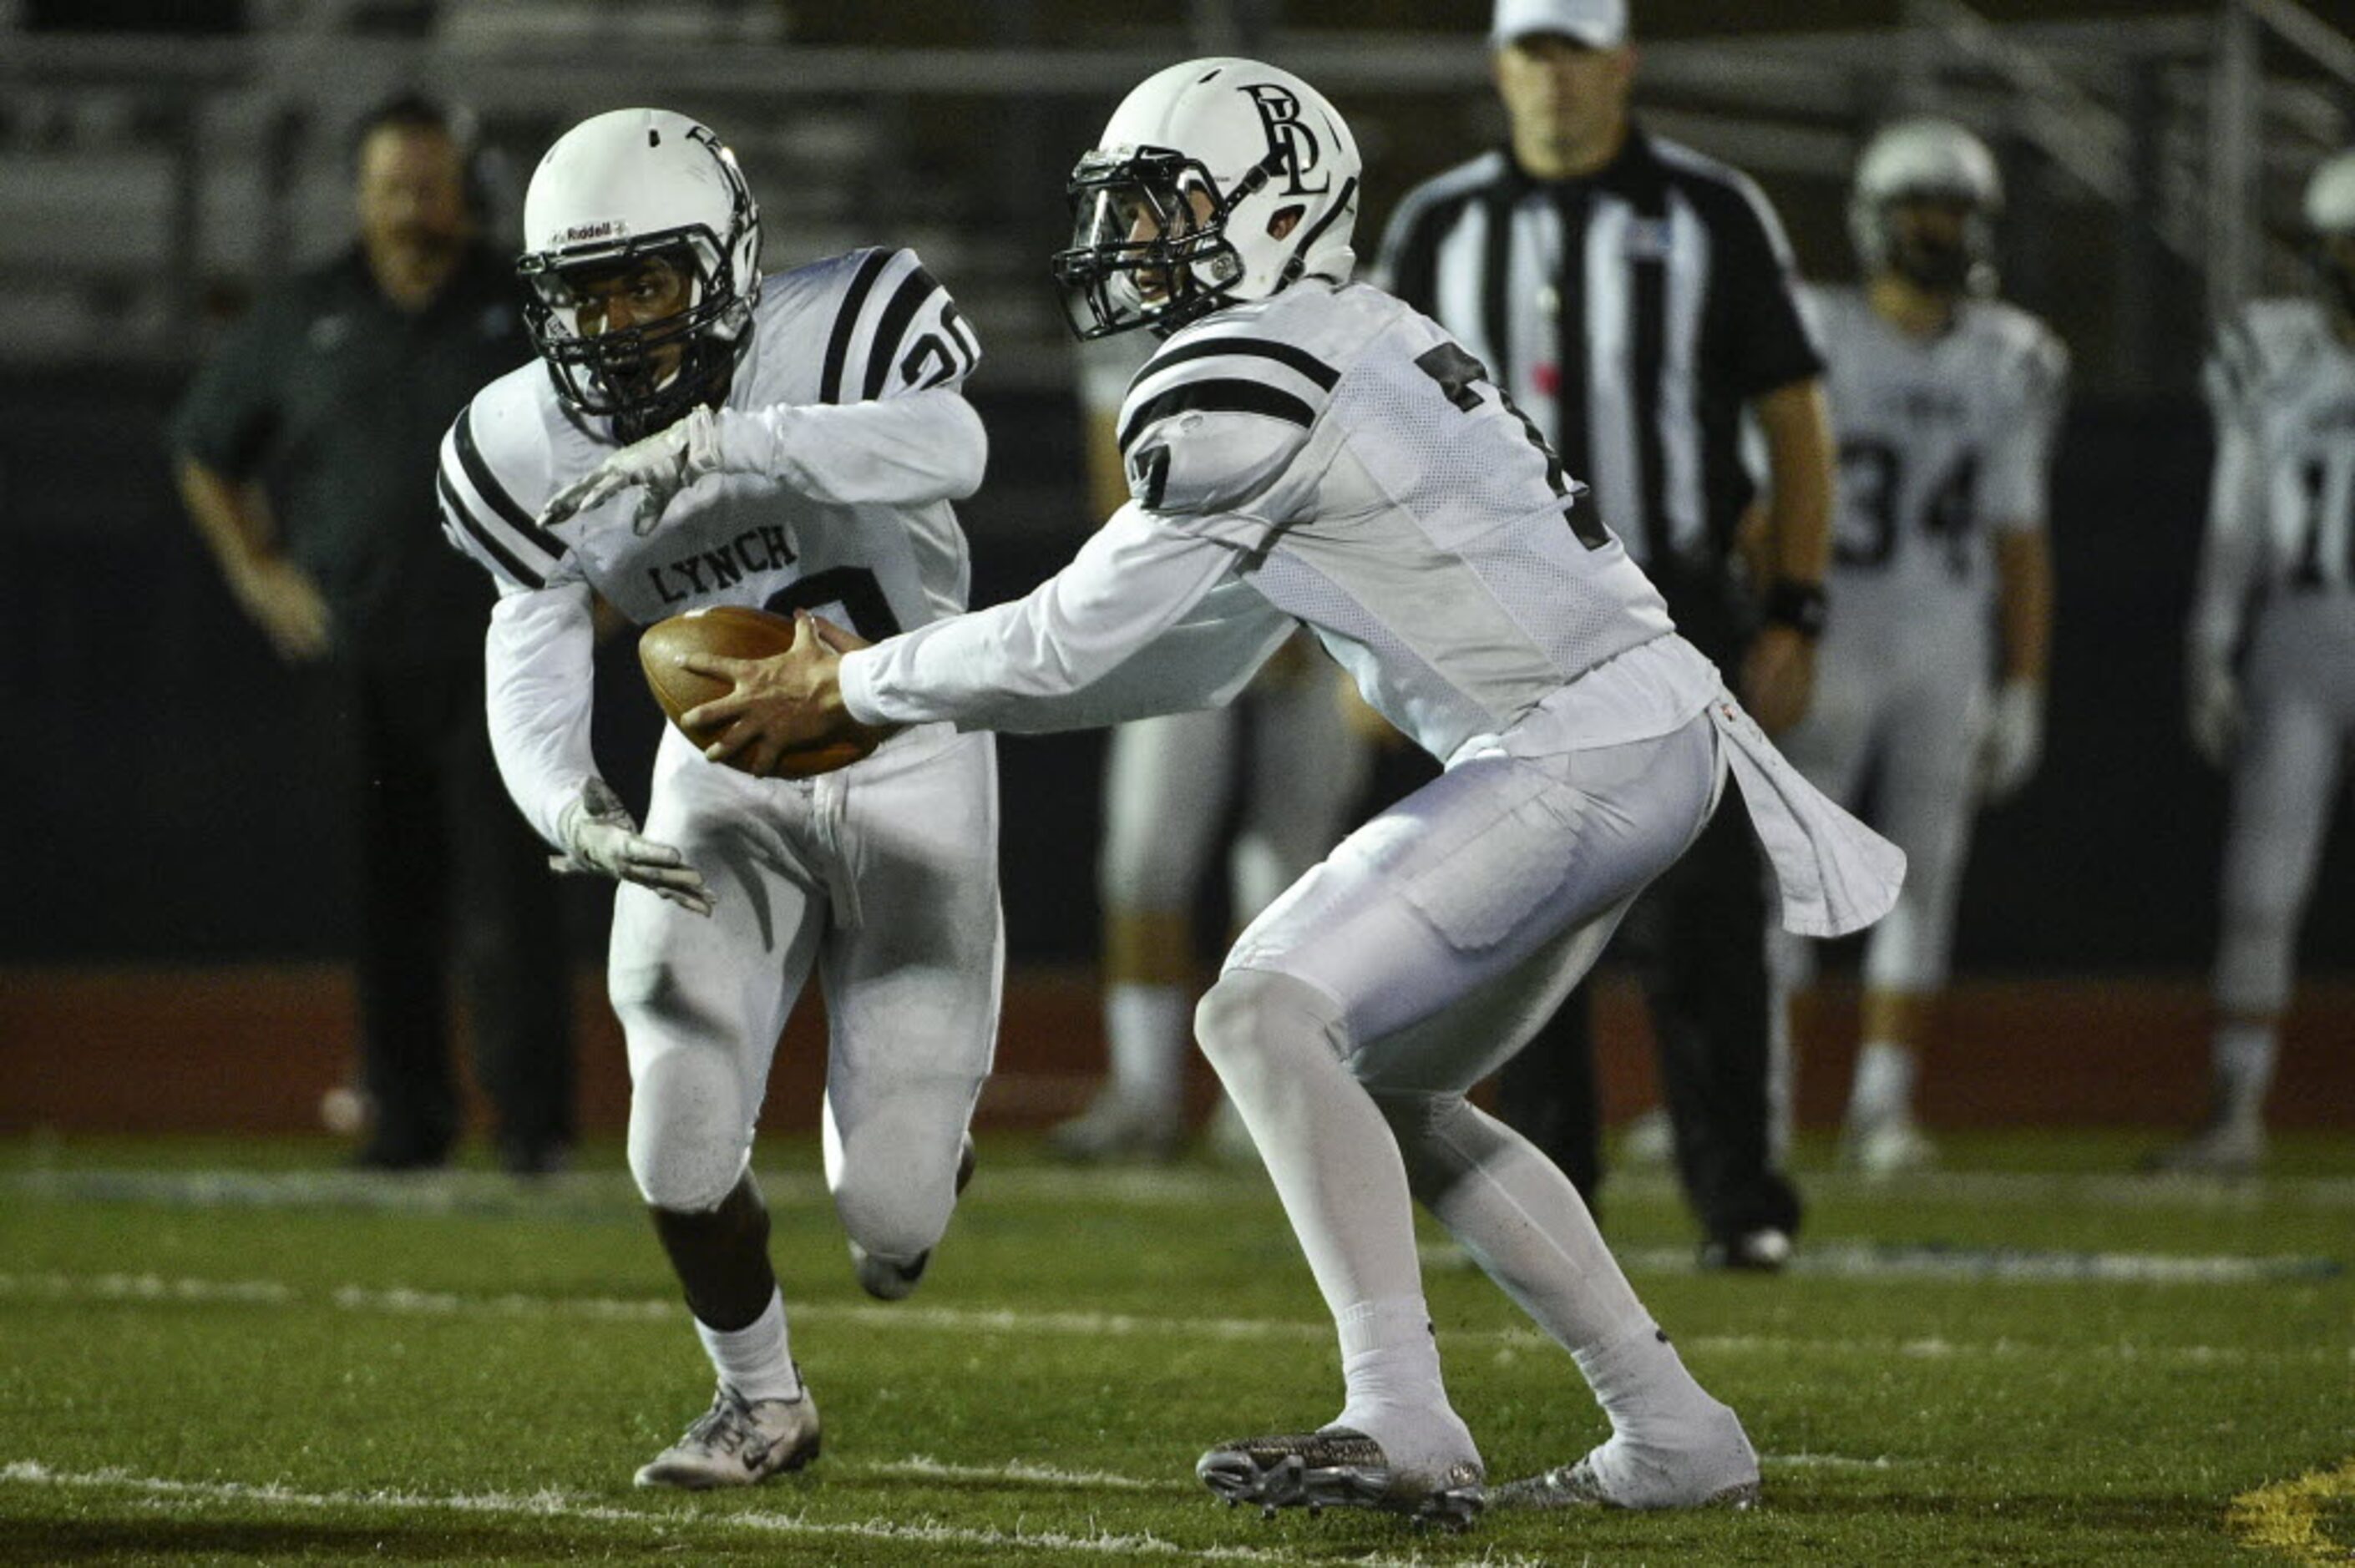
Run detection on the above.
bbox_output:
[1,5,2349,388]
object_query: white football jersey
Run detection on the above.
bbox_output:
[851,279,1680,763]
[438,245,981,638]
[436,245,985,842]
[2198,299,2355,620]
[1800,285,2065,632]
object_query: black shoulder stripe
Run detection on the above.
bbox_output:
[864,265,944,401]
[1143,335,1340,391]
[1117,379,1316,454]
[438,470,544,590]
[453,410,562,558]
[819,250,894,405]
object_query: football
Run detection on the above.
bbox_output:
[637,604,879,779]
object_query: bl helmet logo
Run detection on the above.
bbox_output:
[1240,83,1329,196]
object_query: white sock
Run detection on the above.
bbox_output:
[1334,1295,1448,1418]
[1105,983,1190,1116]
[1332,1295,1478,1480]
[1574,1322,1714,1439]
[694,1289,801,1404]
[1848,1041,1917,1125]
[2213,1022,2277,1122]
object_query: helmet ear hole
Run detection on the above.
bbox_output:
[1267,204,1306,241]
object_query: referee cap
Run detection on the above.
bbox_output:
[1492,0,1628,48]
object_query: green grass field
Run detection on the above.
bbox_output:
[2,1129,2349,1565]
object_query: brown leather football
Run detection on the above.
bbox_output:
[637,604,878,779]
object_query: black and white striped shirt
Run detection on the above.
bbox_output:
[1375,129,1822,618]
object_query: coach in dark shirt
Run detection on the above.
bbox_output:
[1376,0,1836,1269]
[171,95,574,1174]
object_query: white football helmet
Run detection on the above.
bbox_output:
[517,108,762,438]
[1051,58,1361,339]
[1849,118,2002,295]
[2302,148,2355,319]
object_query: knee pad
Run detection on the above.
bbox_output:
[625,1039,752,1213]
[1195,969,1351,1080]
[823,1092,971,1265]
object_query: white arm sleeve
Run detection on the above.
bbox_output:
[838,501,1279,731]
[720,387,986,507]
[484,580,600,848]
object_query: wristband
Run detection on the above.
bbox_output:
[1761,579,1827,639]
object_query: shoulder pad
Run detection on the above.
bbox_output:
[1116,318,1340,513]
[806,246,981,406]
[437,367,570,591]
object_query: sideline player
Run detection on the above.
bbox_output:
[2155,148,2355,1175]
[435,109,1000,1487]
[1773,119,2065,1176]
[656,61,1902,1524]
[1053,333,1373,1163]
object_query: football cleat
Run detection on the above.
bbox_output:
[633,1380,819,1490]
[1492,1406,1760,1512]
[1195,1426,1484,1530]
[1839,1115,1938,1178]
[1045,1091,1184,1165]
[2143,1116,2266,1177]
[848,1135,975,1301]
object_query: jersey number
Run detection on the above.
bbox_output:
[763,567,902,643]
[1415,342,1613,551]
[1836,438,1977,578]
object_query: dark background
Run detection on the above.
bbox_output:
[5,368,2345,978]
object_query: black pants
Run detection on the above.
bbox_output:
[1498,752,1800,1245]
[343,657,575,1166]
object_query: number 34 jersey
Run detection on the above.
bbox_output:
[1799,284,2068,635]
[436,245,982,641]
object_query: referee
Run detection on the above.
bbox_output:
[1375,0,1836,1268]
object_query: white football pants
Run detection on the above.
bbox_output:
[2216,594,2355,1015]
[1200,714,1721,1369]
[611,722,1001,1270]
[1771,596,1987,995]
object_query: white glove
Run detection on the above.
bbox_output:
[2189,660,2241,768]
[1976,678,2044,801]
[539,403,732,534]
[550,777,715,915]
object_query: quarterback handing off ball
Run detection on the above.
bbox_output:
[639,605,879,779]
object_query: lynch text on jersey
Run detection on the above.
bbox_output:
[646,524,798,604]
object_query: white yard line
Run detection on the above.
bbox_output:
[0,1459,1293,1562]
[1,1271,2345,1368]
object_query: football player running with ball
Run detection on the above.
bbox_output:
[647,62,1904,1526]
[435,109,1000,1488]
[1772,119,2069,1176]
[2155,148,2355,1175]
